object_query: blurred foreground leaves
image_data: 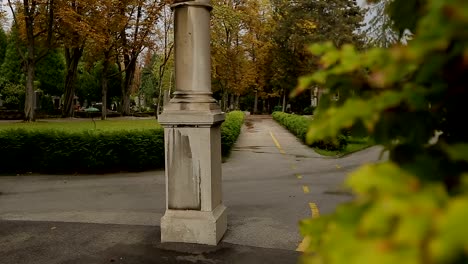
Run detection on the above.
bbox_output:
[297,0,468,263]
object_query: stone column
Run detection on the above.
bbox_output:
[158,0,227,246]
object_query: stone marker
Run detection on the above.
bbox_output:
[158,0,227,245]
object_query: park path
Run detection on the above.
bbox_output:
[0,115,385,254]
[222,115,384,250]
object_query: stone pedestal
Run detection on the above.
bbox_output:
[158,0,227,246]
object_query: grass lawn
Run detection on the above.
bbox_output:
[313,137,374,157]
[0,118,161,132]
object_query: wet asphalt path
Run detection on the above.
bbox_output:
[0,115,384,263]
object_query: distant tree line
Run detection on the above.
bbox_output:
[0,0,388,121]
[0,0,171,121]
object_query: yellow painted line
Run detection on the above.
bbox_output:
[296,236,311,252]
[291,164,297,169]
[296,203,321,252]
[309,202,320,218]
[269,131,286,155]
[296,174,303,179]
[302,186,310,194]
[335,164,342,169]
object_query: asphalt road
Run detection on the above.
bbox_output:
[0,115,385,263]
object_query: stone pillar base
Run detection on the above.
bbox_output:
[161,204,227,245]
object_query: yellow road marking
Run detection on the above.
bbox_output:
[296,236,311,252]
[296,174,303,179]
[309,202,320,218]
[269,131,286,155]
[291,164,297,169]
[302,186,310,194]
[335,164,342,169]
[296,203,321,252]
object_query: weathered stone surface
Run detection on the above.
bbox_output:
[165,125,223,212]
[159,0,227,245]
[161,204,227,245]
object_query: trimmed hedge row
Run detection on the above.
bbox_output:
[221,111,245,156]
[272,111,347,151]
[0,129,165,174]
[0,111,245,174]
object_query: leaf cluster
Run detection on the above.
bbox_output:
[297,0,468,263]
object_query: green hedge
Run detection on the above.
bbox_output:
[0,129,165,174]
[272,111,347,151]
[0,111,245,174]
[221,111,245,156]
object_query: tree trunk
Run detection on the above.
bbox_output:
[282,90,286,112]
[164,89,170,106]
[229,94,235,111]
[317,87,323,107]
[121,56,136,115]
[155,82,163,119]
[223,92,229,112]
[24,59,35,121]
[253,90,258,114]
[101,57,110,121]
[102,84,107,120]
[23,4,37,122]
[62,47,83,117]
[311,88,314,107]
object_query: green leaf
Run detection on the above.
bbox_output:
[308,42,335,56]
[443,144,468,162]
[431,198,468,263]
[347,162,420,195]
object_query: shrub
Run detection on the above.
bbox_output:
[303,106,315,115]
[40,94,56,115]
[221,111,245,156]
[310,135,347,151]
[1,82,25,110]
[272,111,347,151]
[0,112,245,174]
[273,105,283,112]
[0,129,165,174]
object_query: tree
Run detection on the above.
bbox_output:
[296,0,468,263]
[85,0,126,120]
[7,0,56,121]
[364,0,399,47]
[240,0,275,114]
[211,0,245,111]
[0,27,7,66]
[36,48,65,96]
[76,62,100,104]
[0,28,24,87]
[55,0,95,117]
[139,51,158,107]
[118,0,166,116]
[270,0,365,112]
[153,5,173,118]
